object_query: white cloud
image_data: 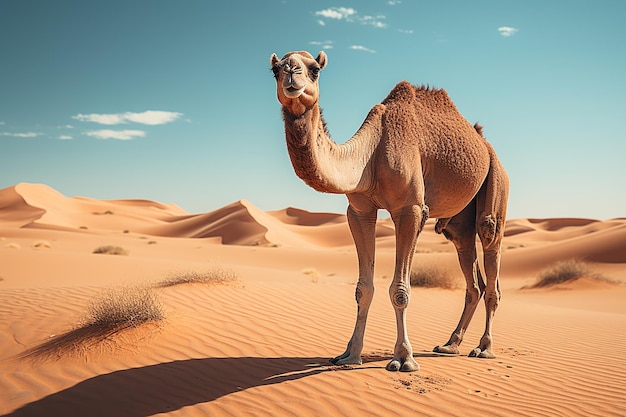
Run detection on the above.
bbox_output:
[315,7,386,28]
[58,135,73,140]
[361,15,387,28]
[73,113,125,125]
[123,111,182,125]
[0,121,5,125]
[498,26,519,37]
[72,110,183,126]
[398,28,414,35]
[86,130,146,140]
[388,1,401,5]
[310,40,334,49]
[315,7,356,20]
[350,45,376,53]
[1,132,42,138]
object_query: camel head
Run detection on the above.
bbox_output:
[270,50,327,115]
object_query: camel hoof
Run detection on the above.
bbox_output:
[330,354,362,366]
[478,350,496,359]
[434,345,460,355]
[469,348,496,359]
[385,358,420,372]
[386,359,401,372]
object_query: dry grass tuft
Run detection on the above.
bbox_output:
[93,245,129,256]
[410,265,459,289]
[33,240,52,249]
[302,267,322,283]
[19,286,163,361]
[156,268,238,288]
[528,259,611,289]
[85,286,164,329]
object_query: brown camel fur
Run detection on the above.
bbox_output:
[270,50,509,372]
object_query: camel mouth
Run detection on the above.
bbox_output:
[283,86,304,98]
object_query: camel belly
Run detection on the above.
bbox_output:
[422,152,490,218]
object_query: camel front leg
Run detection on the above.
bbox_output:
[386,204,427,372]
[330,205,377,366]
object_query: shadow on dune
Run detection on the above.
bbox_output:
[3,356,382,417]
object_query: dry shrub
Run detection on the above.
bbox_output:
[93,245,129,255]
[529,259,609,288]
[410,265,459,289]
[157,268,238,288]
[302,267,321,283]
[85,286,164,330]
[19,286,163,361]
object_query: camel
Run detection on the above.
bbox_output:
[270,50,509,372]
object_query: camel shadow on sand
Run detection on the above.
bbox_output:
[4,355,396,417]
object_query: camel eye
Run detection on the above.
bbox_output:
[310,67,320,79]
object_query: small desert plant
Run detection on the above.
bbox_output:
[529,259,607,288]
[410,265,459,289]
[302,267,321,283]
[85,286,164,330]
[157,268,238,288]
[93,245,129,256]
[33,240,52,248]
[19,286,164,361]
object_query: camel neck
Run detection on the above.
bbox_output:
[282,103,382,194]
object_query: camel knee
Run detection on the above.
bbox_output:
[355,282,374,306]
[465,285,482,306]
[478,214,498,247]
[390,285,410,310]
[484,289,501,311]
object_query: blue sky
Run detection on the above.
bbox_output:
[1,0,625,219]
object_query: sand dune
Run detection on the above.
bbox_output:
[1,183,625,416]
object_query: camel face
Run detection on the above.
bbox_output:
[270,51,327,114]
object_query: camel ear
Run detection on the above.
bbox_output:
[316,51,327,70]
[270,53,280,68]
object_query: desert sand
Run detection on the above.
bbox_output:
[1,183,625,416]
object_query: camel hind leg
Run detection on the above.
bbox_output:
[434,200,486,355]
[469,143,509,359]
[469,214,504,358]
[435,142,509,358]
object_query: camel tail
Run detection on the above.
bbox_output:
[476,141,509,249]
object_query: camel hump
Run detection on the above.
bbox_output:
[382,82,460,117]
[382,81,416,104]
